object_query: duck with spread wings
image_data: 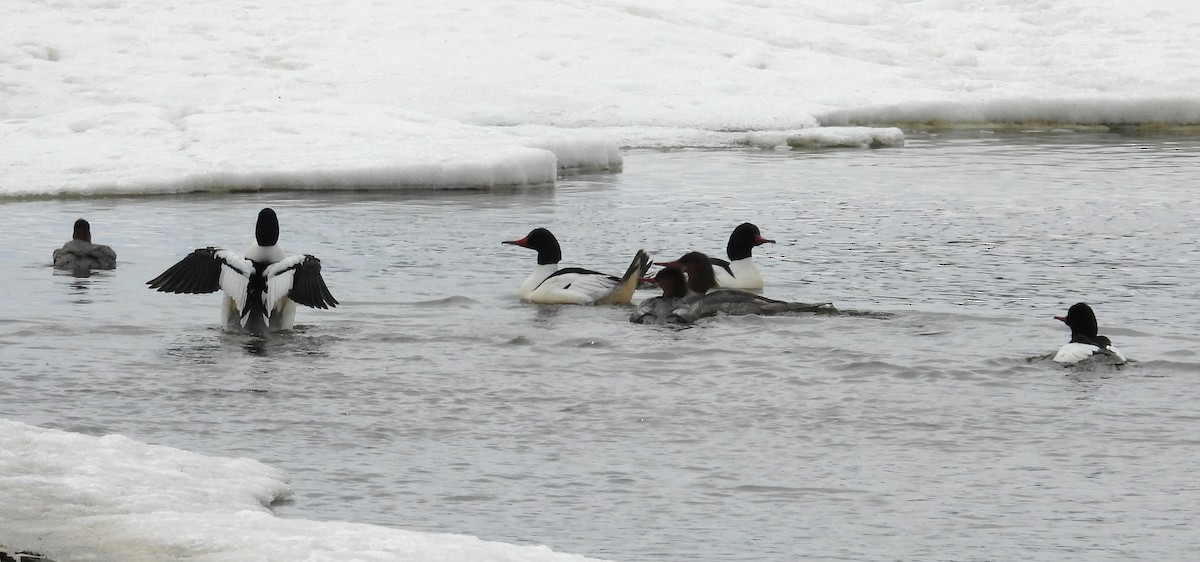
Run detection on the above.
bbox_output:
[147,208,337,334]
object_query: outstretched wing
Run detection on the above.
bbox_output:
[264,254,338,311]
[147,248,254,311]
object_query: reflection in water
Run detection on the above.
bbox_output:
[165,333,225,365]
[243,336,270,356]
[69,278,92,304]
[234,329,333,358]
[532,304,562,324]
[54,268,108,304]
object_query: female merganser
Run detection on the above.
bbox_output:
[503,227,650,305]
[1052,302,1127,365]
[630,266,690,324]
[656,252,835,318]
[52,218,116,275]
[147,208,338,334]
[710,222,774,290]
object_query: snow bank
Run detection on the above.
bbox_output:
[3,0,1199,194]
[0,420,608,562]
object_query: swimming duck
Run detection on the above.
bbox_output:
[655,251,834,318]
[1053,302,1126,365]
[52,218,116,275]
[503,227,650,305]
[711,222,774,290]
[147,208,338,334]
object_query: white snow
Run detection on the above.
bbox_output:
[0,419,607,562]
[3,0,1199,197]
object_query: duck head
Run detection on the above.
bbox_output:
[503,227,563,265]
[727,222,774,260]
[647,266,688,298]
[657,251,718,294]
[256,208,280,247]
[72,218,92,242]
[1056,302,1099,339]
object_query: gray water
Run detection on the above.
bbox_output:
[3,132,1200,561]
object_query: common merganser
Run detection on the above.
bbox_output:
[711,222,774,290]
[1052,302,1127,365]
[655,252,835,319]
[503,227,650,305]
[147,208,338,334]
[630,266,690,324]
[52,218,116,275]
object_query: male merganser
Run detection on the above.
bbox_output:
[630,266,690,324]
[503,227,650,305]
[656,251,835,318]
[710,222,774,290]
[1052,302,1127,365]
[52,218,116,275]
[147,208,338,334]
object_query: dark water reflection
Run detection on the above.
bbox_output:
[2,132,1200,561]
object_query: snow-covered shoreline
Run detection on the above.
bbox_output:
[5,0,1199,198]
[0,419,609,562]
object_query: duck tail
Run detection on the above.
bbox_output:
[598,249,651,305]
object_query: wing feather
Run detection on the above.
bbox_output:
[533,270,619,303]
[265,254,338,310]
[217,257,252,314]
[147,248,252,299]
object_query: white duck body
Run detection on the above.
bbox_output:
[505,228,650,305]
[218,242,299,331]
[1053,342,1127,365]
[712,257,765,291]
[518,264,627,305]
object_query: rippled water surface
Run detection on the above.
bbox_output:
[3,132,1200,561]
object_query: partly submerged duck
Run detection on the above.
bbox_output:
[652,251,835,320]
[53,218,117,275]
[147,208,338,334]
[1053,302,1126,365]
[710,222,774,290]
[503,227,650,305]
[630,266,690,324]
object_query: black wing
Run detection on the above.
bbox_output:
[266,255,339,310]
[147,248,229,294]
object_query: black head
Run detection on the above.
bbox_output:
[727,222,774,260]
[256,208,280,247]
[653,266,688,298]
[657,251,717,294]
[72,218,92,242]
[503,227,562,265]
[1056,302,1099,338]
